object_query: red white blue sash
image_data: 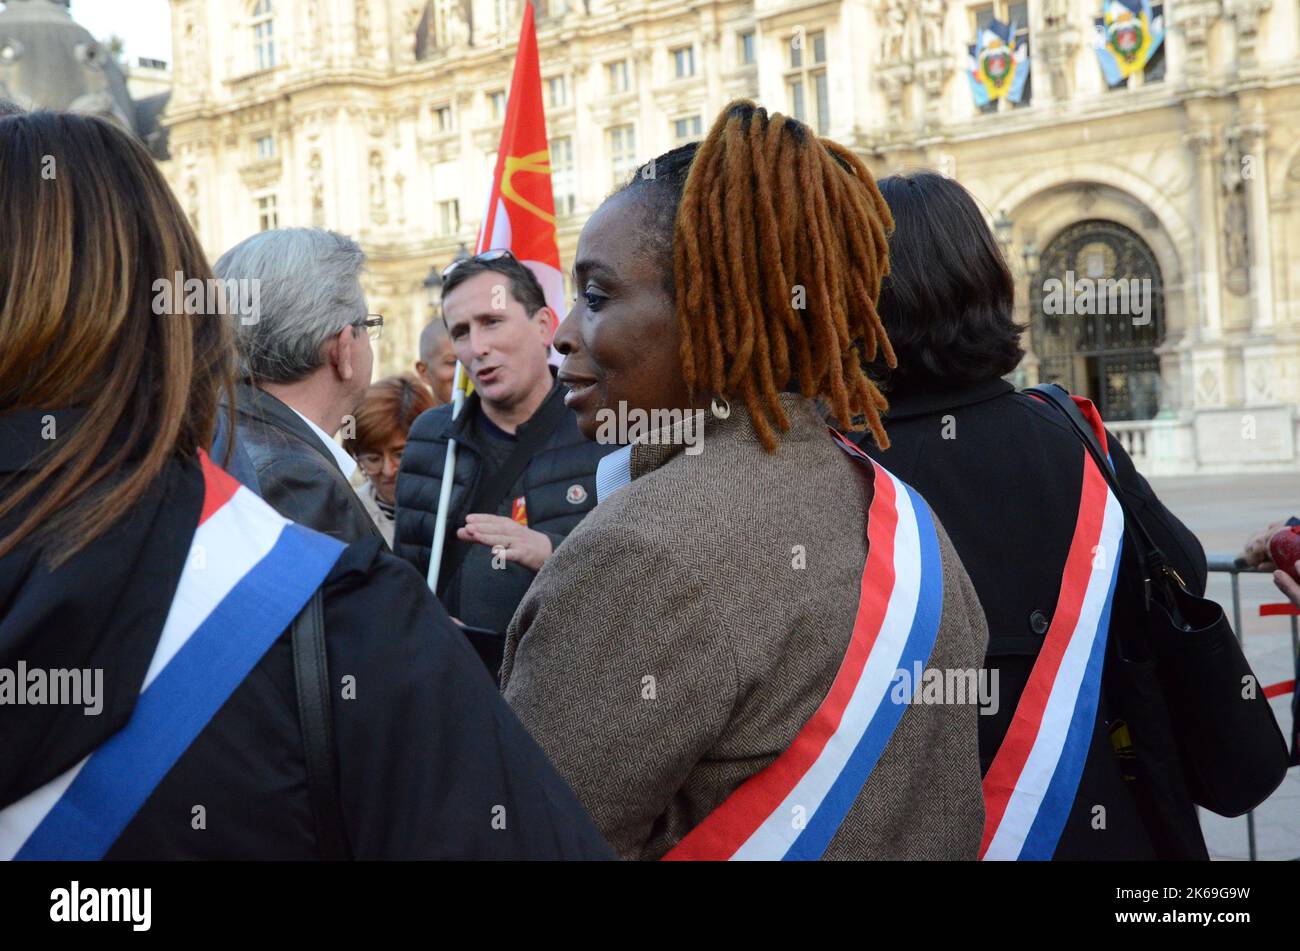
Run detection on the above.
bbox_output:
[664,432,944,861]
[979,396,1125,861]
[0,451,345,861]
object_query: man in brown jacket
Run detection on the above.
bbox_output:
[501,103,989,860]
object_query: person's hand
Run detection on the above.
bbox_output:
[1273,565,1300,610]
[1242,521,1286,570]
[457,514,554,572]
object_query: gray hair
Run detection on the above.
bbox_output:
[215,228,367,383]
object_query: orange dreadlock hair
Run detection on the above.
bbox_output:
[670,100,896,452]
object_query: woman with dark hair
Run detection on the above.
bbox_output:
[855,170,1286,859]
[0,111,609,860]
[500,102,990,860]
[344,374,433,546]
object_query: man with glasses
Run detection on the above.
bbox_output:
[395,251,616,677]
[214,227,384,544]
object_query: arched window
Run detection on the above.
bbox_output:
[1030,219,1165,421]
[252,0,276,71]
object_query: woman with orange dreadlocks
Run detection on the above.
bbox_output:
[500,101,989,860]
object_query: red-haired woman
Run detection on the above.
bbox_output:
[344,374,432,546]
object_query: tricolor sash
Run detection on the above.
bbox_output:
[663,431,945,861]
[0,451,345,861]
[979,396,1125,861]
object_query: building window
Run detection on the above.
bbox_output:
[437,199,460,236]
[255,134,275,160]
[970,1,1032,112]
[673,115,703,144]
[434,104,453,132]
[1101,3,1166,91]
[738,29,755,65]
[488,89,506,121]
[606,59,631,94]
[547,75,568,108]
[252,0,275,71]
[256,193,278,232]
[608,123,636,188]
[672,45,696,78]
[785,30,828,134]
[550,136,576,217]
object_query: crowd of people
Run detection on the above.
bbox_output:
[0,99,1295,861]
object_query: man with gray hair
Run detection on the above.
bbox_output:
[216,227,382,543]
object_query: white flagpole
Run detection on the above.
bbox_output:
[425,361,470,593]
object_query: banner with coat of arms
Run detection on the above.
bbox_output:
[967,19,1030,107]
[1093,0,1164,86]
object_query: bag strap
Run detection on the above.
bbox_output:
[1024,384,1176,610]
[436,385,569,598]
[290,588,350,860]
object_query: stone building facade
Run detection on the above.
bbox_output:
[146,0,1300,473]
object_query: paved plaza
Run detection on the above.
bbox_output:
[1149,471,1300,860]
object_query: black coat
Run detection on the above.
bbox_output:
[855,378,1211,859]
[230,383,382,545]
[0,409,613,859]
[394,379,616,634]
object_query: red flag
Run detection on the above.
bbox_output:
[477,1,564,321]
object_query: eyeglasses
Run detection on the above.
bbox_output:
[354,314,384,341]
[440,248,516,283]
[356,447,403,473]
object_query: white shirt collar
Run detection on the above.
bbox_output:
[595,444,633,503]
[289,406,357,479]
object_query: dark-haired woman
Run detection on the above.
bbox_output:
[855,170,1286,859]
[500,103,990,860]
[0,111,610,860]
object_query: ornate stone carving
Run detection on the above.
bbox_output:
[876,62,913,117]
[1226,0,1271,70]
[400,2,423,63]
[356,0,373,59]
[1171,1,1223,82]
[303,0,323,56]
[919,0,946,58]
[309,152,325,227]
[1220,131,1251,295]
[369,150,387,224]
[880,0,912,63]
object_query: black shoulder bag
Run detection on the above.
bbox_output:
[290,590,351,860]
[1029,384,1290,818]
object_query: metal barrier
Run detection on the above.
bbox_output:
[1205,554,1300,862]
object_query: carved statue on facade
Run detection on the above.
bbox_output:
[880,0,911,62]
[356,0,373,58]
[1220,134,1250,291]
[920,0,947,57]
[369,151,387,223]
[309,152,325,227]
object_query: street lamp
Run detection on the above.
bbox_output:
[423,242,472,316]
[993,208,1014,253]
[1021,238,1039,277]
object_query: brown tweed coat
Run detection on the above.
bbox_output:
[501,395,988,860]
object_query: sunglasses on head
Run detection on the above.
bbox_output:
[440,248,516,282]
